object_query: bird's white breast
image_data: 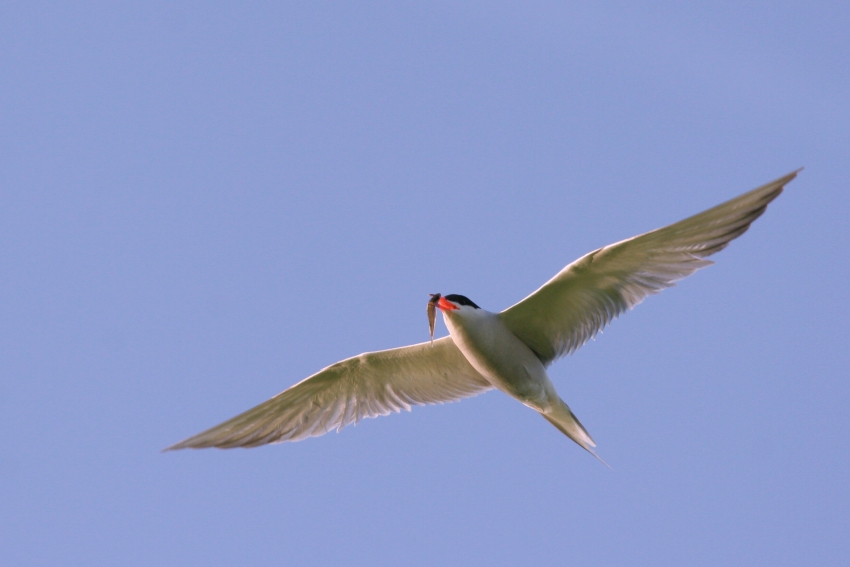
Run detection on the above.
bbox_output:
[442,308,554,410]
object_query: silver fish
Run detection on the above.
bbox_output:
[427,293,440,344]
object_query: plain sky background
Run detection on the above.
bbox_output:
[2,2,848,566]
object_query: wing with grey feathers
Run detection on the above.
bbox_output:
[165,336,492,450]
[500,170,799,366]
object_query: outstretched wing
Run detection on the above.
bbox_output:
[164,336,492,449]
[500,170,799,366]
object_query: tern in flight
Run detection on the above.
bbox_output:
[166,171,799,460]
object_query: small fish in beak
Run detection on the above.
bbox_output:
[427,293,440,344]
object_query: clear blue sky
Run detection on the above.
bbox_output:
[2,2,848,565]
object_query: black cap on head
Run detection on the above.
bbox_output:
[444,294,480,309]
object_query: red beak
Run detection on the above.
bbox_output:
[437,296,459,311]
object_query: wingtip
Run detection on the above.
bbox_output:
[777,168,803,185]
[162,437,201,452]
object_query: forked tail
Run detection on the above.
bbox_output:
[542,399,609,467]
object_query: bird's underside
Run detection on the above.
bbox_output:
[165,170,799,456]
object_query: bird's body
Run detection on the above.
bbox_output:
[443,303,551,408]
[165,170,800,459]
[440,296,598,455]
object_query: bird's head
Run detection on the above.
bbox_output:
[432,294,480,312]
[427,293,481,342]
